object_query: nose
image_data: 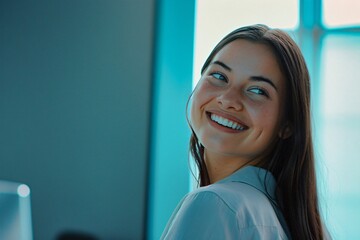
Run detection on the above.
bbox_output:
[217,88,243,111]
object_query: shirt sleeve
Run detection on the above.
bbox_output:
[161,191,240,240]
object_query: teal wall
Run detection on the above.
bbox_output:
[0,1,154,239]
[147,0,195,239]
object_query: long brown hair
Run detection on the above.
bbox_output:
[189,24,325,240]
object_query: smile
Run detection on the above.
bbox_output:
[209,113,247,131]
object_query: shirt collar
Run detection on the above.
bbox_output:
[217,165,277,200]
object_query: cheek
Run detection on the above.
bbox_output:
[190,81,215,128]
[190,97,205,122]
[191,81,212,110]
[193,80,218,104]
[189,88,203,129]
[248,102,281,129]
[189,99,198,128]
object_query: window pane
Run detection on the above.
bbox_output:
[319,33,360,239]
[323,0,360,28]
[194,0,298,85]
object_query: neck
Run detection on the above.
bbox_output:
[204,150,258,184]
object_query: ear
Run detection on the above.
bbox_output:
[278,122,292,139]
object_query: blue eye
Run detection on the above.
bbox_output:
[211,72,227,82]
[248,87,269,97]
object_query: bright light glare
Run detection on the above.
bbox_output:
[17,184,30,198]
[321,35,360,117]
[323,0,360,27]
[193,0,298,86]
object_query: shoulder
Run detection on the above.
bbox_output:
[161,189,241,239]
[194,181,288,235]
[194,181,276,218]
[161,182,289,240]
[174,187,238,225]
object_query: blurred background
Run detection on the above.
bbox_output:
[0,0,359,239]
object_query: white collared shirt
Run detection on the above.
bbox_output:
[161,166,290,240]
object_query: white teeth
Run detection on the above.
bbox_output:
[210,114,245,130]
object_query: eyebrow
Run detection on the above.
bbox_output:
[211,60,278,91]
[212,61,232,71]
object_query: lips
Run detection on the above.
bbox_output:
[207,112,248,131]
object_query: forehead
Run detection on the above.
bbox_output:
[212,39,284,84]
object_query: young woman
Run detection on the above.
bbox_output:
[161,24,329,240]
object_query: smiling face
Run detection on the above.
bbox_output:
[190,39,287,165]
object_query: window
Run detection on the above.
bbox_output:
[323,0,360,28]
[319,33,360,239]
